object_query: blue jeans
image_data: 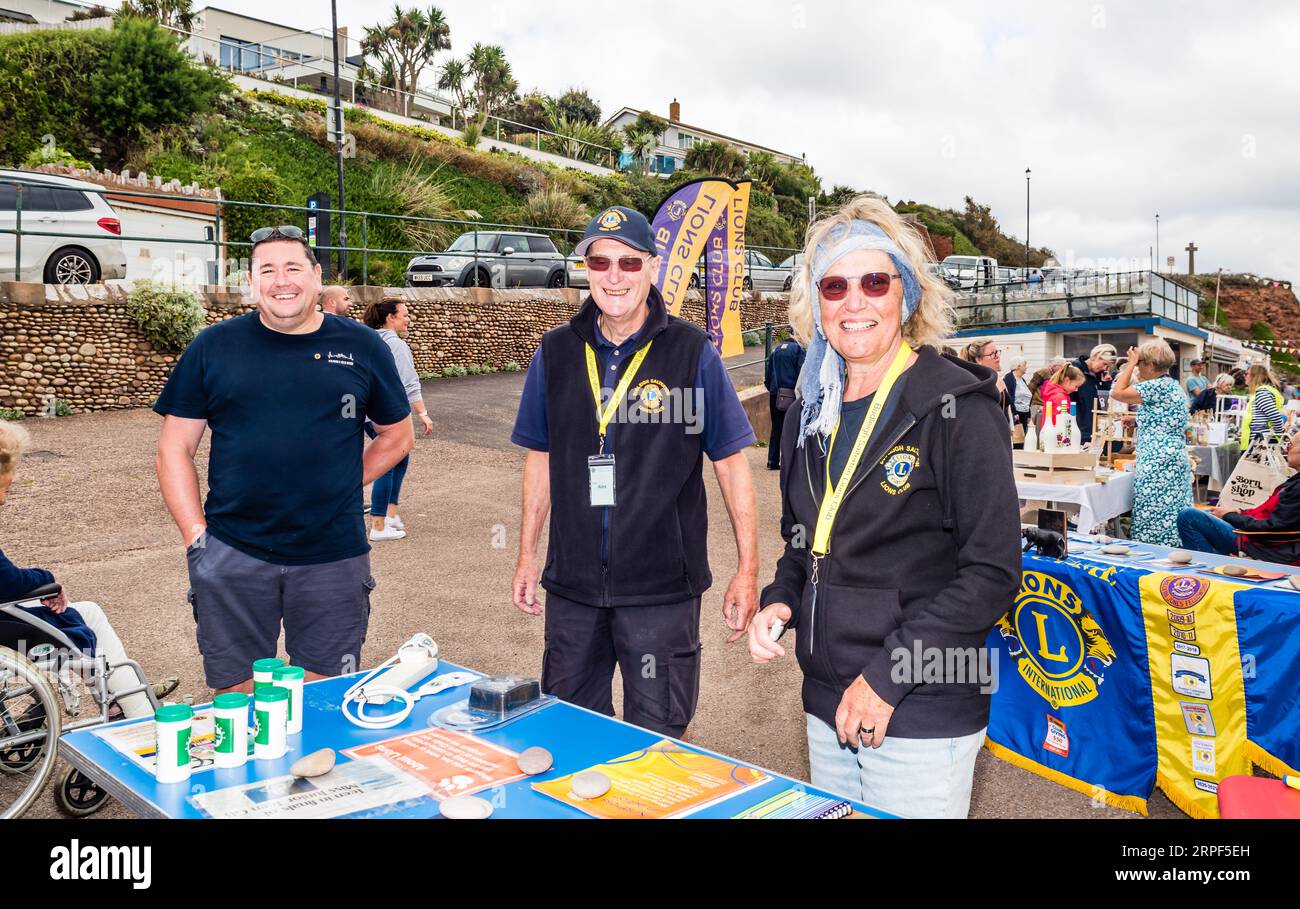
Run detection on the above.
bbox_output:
[365,421,409,518]
[1176,508,1238,555]
[805,713,985,818]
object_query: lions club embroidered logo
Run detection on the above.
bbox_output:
[995,570,1117,709]
[879,445,919,495]
[1159,576,1210,611]
[633,378,670,414]
[597,208,627,231]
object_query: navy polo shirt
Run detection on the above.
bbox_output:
[511,321,756,459]
[154,312,410,565]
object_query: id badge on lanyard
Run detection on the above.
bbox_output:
[584,340,652,509]
[588,454,616,506]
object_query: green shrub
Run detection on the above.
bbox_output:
[742,330,763,347]
[90,18,227,157]
[126,280,206,351]
[42,397,73,417]
[0,27,110,164]
[441,365,468,377]
[0,407,24,421]
[502,361,521,372]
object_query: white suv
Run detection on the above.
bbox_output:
[0,169,128,284]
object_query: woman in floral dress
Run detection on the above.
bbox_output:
[1109,340,1191,545]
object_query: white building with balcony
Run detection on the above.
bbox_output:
[605,99,804,177]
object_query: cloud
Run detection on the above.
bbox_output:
[145,0,1300,278]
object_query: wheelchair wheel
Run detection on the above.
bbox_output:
[0,646,61,819]
[54,766,111,817]
[0,701,46,773]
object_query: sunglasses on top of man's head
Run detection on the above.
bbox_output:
[585,254,652,273]
[817,272,902,301]
[250,225,306,244]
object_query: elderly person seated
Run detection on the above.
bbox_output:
[1190,373,1235,415]
[1177,435,1300,562]
[1109,341,1191,546]
[0,420,177,718]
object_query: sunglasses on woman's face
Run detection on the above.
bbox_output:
[586,255,651,273]
[817,272,901,301]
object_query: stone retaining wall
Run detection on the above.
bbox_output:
[0,282,793,415]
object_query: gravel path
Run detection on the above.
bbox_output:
[3,373,1181,818]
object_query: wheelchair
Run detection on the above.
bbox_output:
[1,583,164,818]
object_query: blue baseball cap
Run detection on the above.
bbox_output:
[574,206,657,257]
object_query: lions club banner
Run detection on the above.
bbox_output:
[987,558,1157,813]
[988,556,1300,817]
[650,177,748,356]
[702,180,750,358]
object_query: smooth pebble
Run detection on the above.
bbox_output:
[290,747,335,778]
[571,770,612,800]
[516,746,553,775]
[1167,550,1193,564]
[1222,564,1247,577]
[439,795,494,819]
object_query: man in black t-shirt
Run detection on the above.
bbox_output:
[155,228,413,693]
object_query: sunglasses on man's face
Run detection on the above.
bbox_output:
[586,255,651,273]
[817,272,901,301]
[250,225,306,244]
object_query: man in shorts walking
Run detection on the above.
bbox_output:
[155,226,413,693]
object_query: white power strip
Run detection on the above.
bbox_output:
[362,634,439,704]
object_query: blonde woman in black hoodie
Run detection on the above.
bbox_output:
[748,197,1021,818]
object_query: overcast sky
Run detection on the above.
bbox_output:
[124,1,1300,279]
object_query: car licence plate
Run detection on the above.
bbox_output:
[411,274,433,283]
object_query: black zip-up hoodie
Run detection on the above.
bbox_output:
[761,346,1021,738]
[540,287,712,607]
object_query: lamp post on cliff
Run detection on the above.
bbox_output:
[330,0,347,279]
[1024,168,1031,270]
[1155,213,1160,274]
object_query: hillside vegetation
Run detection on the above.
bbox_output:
[1,17,1051,283]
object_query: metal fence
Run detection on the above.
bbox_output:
[166,25,619,169]
[0,176,804,291]
[953,270,1202,329]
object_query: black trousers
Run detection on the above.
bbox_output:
[768,394,788,468]
[540,592,702,738]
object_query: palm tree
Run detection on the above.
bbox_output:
[745,150,777,190]
[361,6,452,116]
[437,58,470,119]
[465,43,518,132]
[622,127,658,177]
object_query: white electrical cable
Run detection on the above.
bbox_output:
[341,634,442,730]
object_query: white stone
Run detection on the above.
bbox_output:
[570,770,611,800]
[516,746,553,775]
[439,795,493,819]
[290,747,336,778]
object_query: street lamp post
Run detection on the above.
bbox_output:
[1155,213,1160,275]
[330,0,347,279]
[1024,168,1031,269]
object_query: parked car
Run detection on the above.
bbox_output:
[0,169,127,284]
[778,253,804,292]
[925,261,963,291]
[941,254,999,290]
[405,231,567,288]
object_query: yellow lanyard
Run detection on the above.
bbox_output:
[812,343,912,556]
[585,340,653,451]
